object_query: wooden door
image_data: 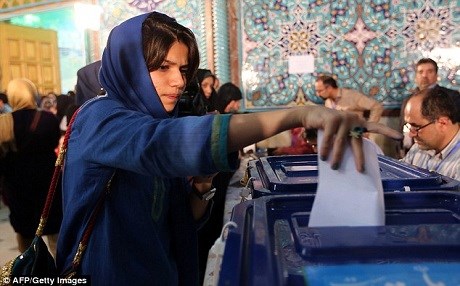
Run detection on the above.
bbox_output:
[0,22,61,95]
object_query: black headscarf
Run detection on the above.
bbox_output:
[192,69,217,115]
[215,82,242,113]
[75,60,104,106]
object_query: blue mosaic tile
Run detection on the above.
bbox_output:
[241,0,460,110]
[213,0,230,83]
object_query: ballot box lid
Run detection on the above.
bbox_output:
[248,154,460,198]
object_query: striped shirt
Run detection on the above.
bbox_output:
[401,129,460,180]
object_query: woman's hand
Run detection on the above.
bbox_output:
[188,173,218,220]
[228,105,403,172]
[189,174,216,193]
[298,107,402,172]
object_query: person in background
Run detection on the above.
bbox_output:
[402,87,460,180]
[55,12,402,286]
[315,75,384,124]
[40,92,58,115]
[0,78,62,255]
[56,92,76,126]
[412,58,460,108]
[0,92,12,209]
[56,103,79,156]
[75,60,105,106]
[214,82,242,114]
[192,68,218,115]
[0,92,13,114]
[59,103,79,133]
[272,127,317,155]
[399,58,460,157]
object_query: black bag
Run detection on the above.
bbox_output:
[1,236,57,278]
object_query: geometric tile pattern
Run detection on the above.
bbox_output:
[98,0,207,69]
[241,0,460,110]
[10,0,457,110]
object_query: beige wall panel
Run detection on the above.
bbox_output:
[40,42,53,62]
[42,85,56,94]
[24,40,37,60]
[7,39,21,60]
[9,63,22,79]
[41,65,55,84]
[25,64,39,83]
[0,23,60,94]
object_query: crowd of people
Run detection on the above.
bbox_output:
[0,79,62,257]
[0,10,459,286]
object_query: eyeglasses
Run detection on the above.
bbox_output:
[403,121,435,134]
[315,85,329,94]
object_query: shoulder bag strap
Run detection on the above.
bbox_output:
[36,109,78,236]
[36,108,114,273]
[69,171,115,272]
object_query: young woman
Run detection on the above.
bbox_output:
[56,12,402,286]
[192,68,218,115]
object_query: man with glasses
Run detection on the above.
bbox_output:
[401,88,460,180]
[399,58,460,157]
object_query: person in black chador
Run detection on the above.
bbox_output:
[192,69,218,115]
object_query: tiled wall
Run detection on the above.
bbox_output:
[5,0,458,108]
[98,0,209,71]
[240,0,460,111]
[97,0,233,83]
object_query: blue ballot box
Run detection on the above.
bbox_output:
[248,154,460,198]
[218,192,460,286]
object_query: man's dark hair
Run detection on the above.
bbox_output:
[0,92,8,104]
[418,87,458,123]
[316,75,338,88]
[416,58,438,74]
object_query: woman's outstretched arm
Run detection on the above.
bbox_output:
[227,106,402,172]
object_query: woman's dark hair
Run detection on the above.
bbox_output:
[142,12,200,85]
[0,92,8,104]
[215,82,242,113]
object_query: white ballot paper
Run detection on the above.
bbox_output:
[308,131,385,227]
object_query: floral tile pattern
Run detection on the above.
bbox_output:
[241,0,460,110]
